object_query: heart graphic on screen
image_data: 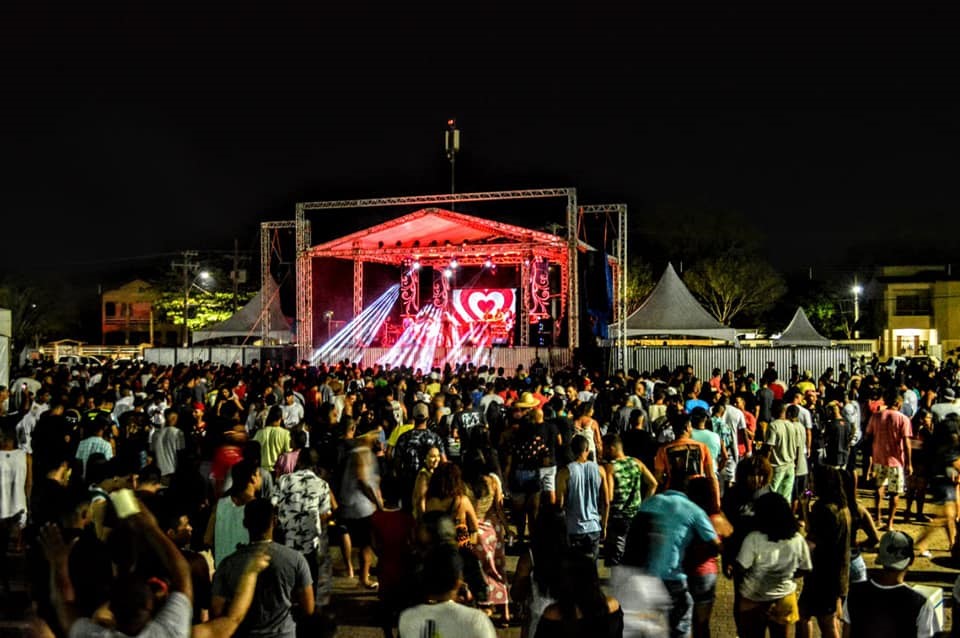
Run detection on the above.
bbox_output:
[467,291,506,319]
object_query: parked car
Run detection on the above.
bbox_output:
[57,354,104,367]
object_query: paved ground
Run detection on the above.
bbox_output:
[2,488,956,637]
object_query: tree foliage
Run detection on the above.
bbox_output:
[683,251,786,325]
[0,276,85,348]
[625,256,655,314]
[154,290,254,332]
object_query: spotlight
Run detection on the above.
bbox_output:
[450,259,458,269]
[412,260,421,270]
[483,258,493,269]
[444,268,453,278]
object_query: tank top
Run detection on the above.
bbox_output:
[610,457,643,518]
[214,495,249,568]
[564,460,602,535]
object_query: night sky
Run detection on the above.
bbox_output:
[2,4,958,279]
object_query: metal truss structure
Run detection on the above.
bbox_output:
[260,221,297,345]
[579,204,628,370]
[293,188,580,361]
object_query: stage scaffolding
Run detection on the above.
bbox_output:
[260,189,628,365]
[292,189,580,362]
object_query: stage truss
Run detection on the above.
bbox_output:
[579,204,628,371]
[292,189,580,362]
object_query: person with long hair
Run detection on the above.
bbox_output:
[464,448,511,626]
[411,446,442,519]
[424,463,480,547]
[511,511,566,638]
[798,465,851,638]
[534,552,623,637]
[735,492,812,638]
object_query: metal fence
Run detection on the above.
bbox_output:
[358,346,571,372]
[144,346,298,367]
[619,346,852,380]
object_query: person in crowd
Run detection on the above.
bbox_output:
[601,433,657,566]
[152,407,184,480]
[272,448,335,614]
[205,460,261,568]
[411,445,442,518]
[689,409,725,484]
[398,544,497,638]
[464,447,511,625]
[211,498,315,637]
[904,408,935,523]
[252,405,291,482]
[735,492,812,638]
[764,401,804,504]
[798,465,851,638]
[510,511,566,638]
[339,420,383,589]
[556,435,607,562]
[867,389,914,531]
[371,480,416,638]
[841,530,942,638]
[654,413,716,498]
[392,401,446,511]
[640,479,721,638]
[685,476,732,638]
[534,551,623,638]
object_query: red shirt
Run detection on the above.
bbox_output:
[739,412,757,457]
[867,408,913,467]
[370,509,415,591]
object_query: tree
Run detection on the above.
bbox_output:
[625,256,655,314]
[0,276,83,350]
[683,251,786,325]
[153,289,255,333]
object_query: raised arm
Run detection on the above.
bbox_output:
[38,524,78,634]
[193,549,271,638]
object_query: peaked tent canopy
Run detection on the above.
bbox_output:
[776,307,831,346]
[192,279,293,344]
[614,263,738,342]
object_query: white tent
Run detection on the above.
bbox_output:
[614,263,738,342]
[776,307,831,346]
[192,279,293,345]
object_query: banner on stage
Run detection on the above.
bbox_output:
[451,288,516,344]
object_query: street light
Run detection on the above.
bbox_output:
[182,270,215,347]
[323,310,334,342]
[852,283,863,339]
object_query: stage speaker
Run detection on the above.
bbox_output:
[535,318,554,347]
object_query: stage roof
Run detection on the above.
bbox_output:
[308,207,589,264]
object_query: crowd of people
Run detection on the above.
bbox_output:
[1,352,959,637]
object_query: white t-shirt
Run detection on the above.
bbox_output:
[736,531,812,602]
[609,565,671,638]
[399,600,497,638]
[0,448,28,520]
[68,591,192,637]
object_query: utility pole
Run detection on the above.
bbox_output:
[444,119,460,209]
[852,276,862,340]
[172,250,198,347]
[232,238,240,311]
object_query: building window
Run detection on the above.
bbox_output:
[105,302,117,317]
[895,292,932,316]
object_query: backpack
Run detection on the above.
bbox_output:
[394,433,427,482]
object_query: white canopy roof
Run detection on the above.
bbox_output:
[192,279,293,344]
[776,306,831,346]
[613,263,738,342]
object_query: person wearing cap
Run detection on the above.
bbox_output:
[866,389,914,531]
[841,530,941,638]
[931,387,960,425]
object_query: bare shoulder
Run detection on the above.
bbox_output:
[606,596,621,613]
[541,604,563,621]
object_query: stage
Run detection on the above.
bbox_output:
[259,189,628,367]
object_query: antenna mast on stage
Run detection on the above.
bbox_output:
[444,119,460,209]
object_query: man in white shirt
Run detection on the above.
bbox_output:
[16,388,50,454]
[931,387,960,424]
[398,544,496,638]
[281,392,304,428]
[152,409,185,479]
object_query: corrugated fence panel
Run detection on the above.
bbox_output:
[359,347,570,372]
[621,346,853,380]
[793,348,850,377]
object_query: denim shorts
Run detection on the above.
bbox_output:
[688,572,718,605]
